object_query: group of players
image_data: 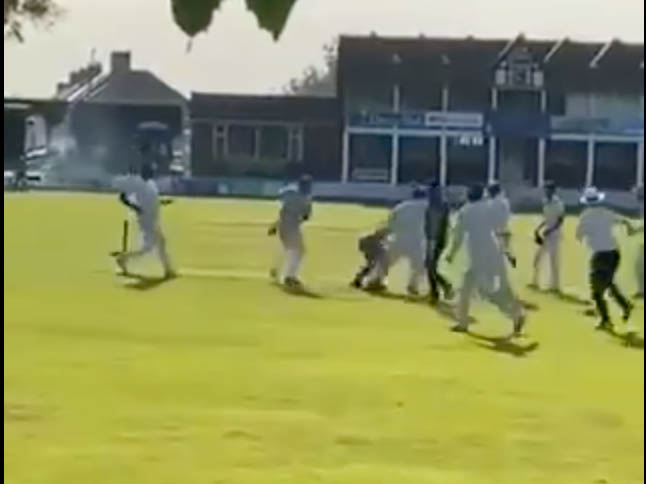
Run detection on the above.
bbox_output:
[267,174,644,337]
[112,163,644,338]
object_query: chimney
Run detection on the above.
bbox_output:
[56,82,68,96]
[110,51,131,75]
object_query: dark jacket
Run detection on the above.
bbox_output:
[425,202,450,249]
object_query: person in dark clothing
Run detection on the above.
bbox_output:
[351,227,390,290]
[576,187,634,331]
[425,181,454,305]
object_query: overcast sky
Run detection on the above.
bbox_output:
[4,0,644,98]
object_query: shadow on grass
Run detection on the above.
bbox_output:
[121,274,175,291]
[272,281,324,299]
[467,332,540,358]
[364,290,478,325]
[527,285,591,307]
[605,329,644,351]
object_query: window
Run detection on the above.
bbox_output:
[260,126,288,159]
[213,124,227,159]
[349,134,391,182]
[288,126,303,161]
[594,143,637,191]
[447,137,488,185]
[545,140,587,189]
[399,137,440,184]
[228,125,256,158]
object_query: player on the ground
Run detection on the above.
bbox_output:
[576,187,634,331]
[386,186,428,296]
[269,175,313,288]
[531,181,565,292]
[351,226,390,290]
[113,163,175,278]
[425,181,454,305]
[487,182,517,268]
[446,184,525,336]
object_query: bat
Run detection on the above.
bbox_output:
[110,220,129,256]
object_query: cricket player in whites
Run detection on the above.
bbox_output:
[269,175,313,288]
[112,163,175,278]
[576,187,634,331]
[531,181,565,292]
[487,182,517,268]
[387,186,428,296]
[447,185,525,336]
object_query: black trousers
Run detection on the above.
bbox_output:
[426,240,452,302]
[590,250,630,323]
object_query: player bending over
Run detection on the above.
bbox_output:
[531,181,565,292]
[269,176,313,288]
[351,226,390,291]
[446,184,525,337]
[113,163,175,279]
[576,187,634,331]
[425,181,454,305]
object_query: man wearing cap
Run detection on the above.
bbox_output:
[531,181,566,292]
[386,186,428,296]
[269,175,313,288]
[446,184,525,336]
[576,187,634,331]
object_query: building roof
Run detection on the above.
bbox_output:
[190,93,339,123]
[86,70,187,106]
[338,34,644,92]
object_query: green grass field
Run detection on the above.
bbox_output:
[4,193,644,484]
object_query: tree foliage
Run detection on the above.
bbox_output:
[284,40,337,97]
[5,0,298,42]
[172,0,298,40]
[4,0,60,41]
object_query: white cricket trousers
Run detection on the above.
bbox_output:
[279,225,304,280]
[122,219,173,273]
[532,233,562,290]
[457,258,523,327]
[388,239,426,291]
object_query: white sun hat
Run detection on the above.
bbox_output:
[580,186,606,205]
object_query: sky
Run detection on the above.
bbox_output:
[3,0,644,98]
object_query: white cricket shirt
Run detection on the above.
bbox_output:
[543,196,566,233]
[576,206,620,253]
[113,175,160,224]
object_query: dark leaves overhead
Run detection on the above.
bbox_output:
[171,0,297,40]
[171,0,224,38]
[244,0,297,40]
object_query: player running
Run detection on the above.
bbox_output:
[269,175,313,288]
[112,163,175,278]
[576,187,634,331]
[531,181,565,292]
[446,184,525,336]
[425,181,454,305]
